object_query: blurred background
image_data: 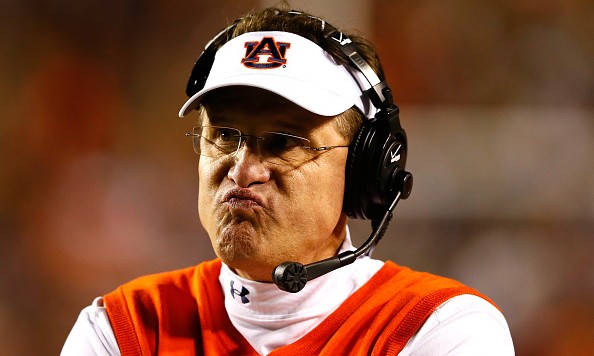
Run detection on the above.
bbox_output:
[1,0,593,354]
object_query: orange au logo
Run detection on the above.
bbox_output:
[241,37,291,69]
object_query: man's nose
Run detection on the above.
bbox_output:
[227,141,271,188]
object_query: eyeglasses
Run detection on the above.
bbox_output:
[186,126,349,165]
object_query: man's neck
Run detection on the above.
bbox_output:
[218,229,384,354]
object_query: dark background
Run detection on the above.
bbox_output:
[1,0,592,354]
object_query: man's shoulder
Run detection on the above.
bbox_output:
[373,261,500,311]
[376,261,469,293]
[401,294,515,354]
[364,261,502,329]
[115,258,221,291]
[339,261,509,353]
[103,258,222,310]
[100,260,223,354]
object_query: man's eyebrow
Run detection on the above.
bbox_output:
[202,111,231,125]
[270,121,308,135]
[206,113,314,135]
[270,112,325,134]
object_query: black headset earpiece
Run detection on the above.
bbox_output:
[344,107,411,220]
[321,30,412,220]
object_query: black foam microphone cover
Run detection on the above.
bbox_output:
[273,262,308,293]
[273,251,357,293]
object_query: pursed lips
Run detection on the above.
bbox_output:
[223,188,265,210]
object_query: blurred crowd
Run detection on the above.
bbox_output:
[0,0,592,354]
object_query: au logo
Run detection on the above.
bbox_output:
[242,37,290,69]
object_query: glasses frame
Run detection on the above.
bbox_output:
[186,125,349,162]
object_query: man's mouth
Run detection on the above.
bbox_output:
[223,188,265,210]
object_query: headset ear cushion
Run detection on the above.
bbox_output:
[343,114,410,220]
[343,121,372,219]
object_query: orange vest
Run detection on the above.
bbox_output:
[104,259,495,355]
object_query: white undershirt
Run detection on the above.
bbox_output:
[219,235,384,354]
[61,233,515,355]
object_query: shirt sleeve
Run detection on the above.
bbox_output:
[400,294,515,355]
[61,297,121,356]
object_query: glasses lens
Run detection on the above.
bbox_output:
[260,132,311,164]
[189,127,315,165]
[194,126,241,157]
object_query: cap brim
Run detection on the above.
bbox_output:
[179,74,358,118]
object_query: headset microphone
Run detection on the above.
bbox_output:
[273,171,413,293]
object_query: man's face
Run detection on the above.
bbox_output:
[197,87,349,281]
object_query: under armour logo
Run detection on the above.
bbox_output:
[241,37,291,69]
[230,280,250,304]
[390,145,401,163]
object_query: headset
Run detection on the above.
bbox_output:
[184,10,413,293]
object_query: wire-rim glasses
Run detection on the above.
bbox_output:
[186,126,349,165]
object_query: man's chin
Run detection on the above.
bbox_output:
[215,223,259,260]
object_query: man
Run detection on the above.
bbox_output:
[62,6,514,355]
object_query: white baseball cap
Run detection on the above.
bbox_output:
[178,31,376,118]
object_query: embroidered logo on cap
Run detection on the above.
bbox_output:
[242,37,290,69]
